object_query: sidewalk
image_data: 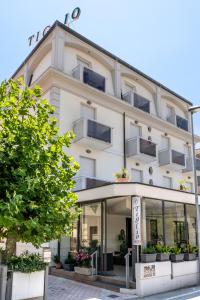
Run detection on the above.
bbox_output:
[48,275,136,300]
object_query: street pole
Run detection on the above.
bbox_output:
[190,111,200,284]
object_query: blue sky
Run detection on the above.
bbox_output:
[1,0,200,133]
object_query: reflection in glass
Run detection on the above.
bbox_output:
[186,204,196,246]
[142,199,163,246]
[164,201,185,247]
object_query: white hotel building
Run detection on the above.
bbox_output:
[13,21,200,281]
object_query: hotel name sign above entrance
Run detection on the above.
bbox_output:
[28,7,81,47]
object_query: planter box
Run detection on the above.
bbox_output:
[74,266,95,276]
[184,253,197,261]
[156,253,170,261]
[140,253,157,263]
[63,263,75,271]
[170,253,184,262]
[11,270,45,300]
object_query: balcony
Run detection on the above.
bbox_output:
[166,114,188,132]
[159,149,186,170]
[121,91,150,113]
[183,157,200,175]
[74,176,109,191]
[72,65,106,92]
[126,137,157,163]
[73,118,112,150]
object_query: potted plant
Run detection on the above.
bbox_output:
[63,252,76,271]
[74,251,93,276]
[53,254,62,269]
[170,246,184,262]
[156,244,170,261]
[141,246,157,263]
[7,252,47,300]
[178,179,188,191]
[184,244,197,261]
[114,168,129,182]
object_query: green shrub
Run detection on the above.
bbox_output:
[8,252,46,273]
[184,244,198,254]
[53,255,60,264]
[156,244,170,254]
[64,252,76,264]
[142,246,156,254]
[170,247,181,255]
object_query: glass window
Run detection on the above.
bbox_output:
[186,205,196,246]
[176,115,188,131]
[80,203,101,249]
[164,201,186,247]
[171,150,185,166]
[130,123,141,138]
[80,104,95,120]
[160,136,170,151]
[142,199,163,246]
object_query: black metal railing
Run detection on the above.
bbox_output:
[83,67,105,92]
[139,138,156,157]
[87,119,111,143]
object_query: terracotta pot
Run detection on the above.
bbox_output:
[115,178,129,183]
[55,262,62,269]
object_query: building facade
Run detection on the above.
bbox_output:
[13,21,200,279]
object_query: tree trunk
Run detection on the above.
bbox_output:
[6,234,17,260]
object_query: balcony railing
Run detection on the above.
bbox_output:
[72,65,106,92]
[183,157,200,174]
[74,176,109,191]
[121,91,150,113]
[126,137,157,163]
[73,118,112,150]
[166,113,188,132]
[159,149,186,170]
[176,115,188,131]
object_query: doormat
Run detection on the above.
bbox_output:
[107,295,119,298]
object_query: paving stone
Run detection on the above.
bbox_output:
[48,275,135,300]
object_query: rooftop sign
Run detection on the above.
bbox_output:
[28,7,81,47]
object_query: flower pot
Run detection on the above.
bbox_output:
[74,266,95,276]
[170,253,184,262]
[115,178,129,183]
[63,263,75,271]
[140,253,157,263]
[55,262,62,269]
[156,253,170,261]
[11,270,45,300]
[184,253,197,261]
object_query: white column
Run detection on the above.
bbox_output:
[112,61,121,98]
[51,29,65,71]
[155,86,162,118]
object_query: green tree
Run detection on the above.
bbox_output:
[0,79,80,258]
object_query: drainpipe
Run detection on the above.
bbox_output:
[123,112,126,168]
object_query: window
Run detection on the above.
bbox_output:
[142,199,163,246]
[139,138,156,157]
[125,83,136,93]
[131,169,143,183]
[171,150,185,166]
[130,123,141,138]
[166,105,175,123]
[80,104,95,120]
[163,176,172,189]
[77,57,91,68]
[160,136,170,151]
[164,202,185,247]
[79,156,95,178]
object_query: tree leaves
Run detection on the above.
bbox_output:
[0,79,80,248]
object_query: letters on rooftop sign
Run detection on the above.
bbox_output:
[28,7,81,47]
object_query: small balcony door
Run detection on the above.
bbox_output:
[160,136,170,151]
[80,104,95,120]
[80,156,95,178]
[130,123,141,138]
